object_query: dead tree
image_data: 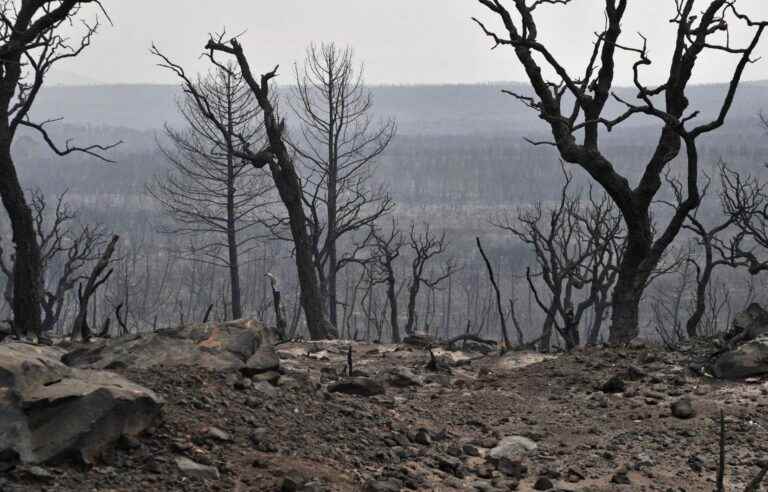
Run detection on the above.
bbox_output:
[721,165,768,275]
[476,237,512,350]
[147,59,273,320]
[0,1,119,338]
[404,223,456,337]
[72,235,119,341]
[155,36,336,339]
[292,43,396,327]
[663,167,745,338]
[0,190,109,334]
[370,220,405,342]
[473,0,767,343]
[494,166,621,350]
[266,273,287,339]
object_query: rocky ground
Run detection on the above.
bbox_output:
[2,338,768,491]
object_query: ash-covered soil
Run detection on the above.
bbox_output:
[4,340,768,491]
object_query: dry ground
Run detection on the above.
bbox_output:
[3,340,767,491]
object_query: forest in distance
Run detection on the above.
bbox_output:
[2,0,768,351]
[2,77,768,350]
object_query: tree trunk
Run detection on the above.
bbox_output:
[0,148,42,338]
[538,306,556,352]
[276,169,337,340]
[609,281,642,345]
[686,264,712,339]
[404,281,419,336]
[386,272,400,343]
[226,152,243,320]
[609,215,654,344]
[587,302,607,346]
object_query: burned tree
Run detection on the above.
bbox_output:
[494,166,622,350]
[473,0,767,343]
[369,220,405,342]
[202,35,337,339]
[0,190,110,335]
[0,1,118,338]
[292,43,396,327]
[147,59,273,320]
[663,167,745,338]
[403,223,456,337]
[72,234,119,341]
[476,237,512,350]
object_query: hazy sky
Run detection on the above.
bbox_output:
[57,1,768,87]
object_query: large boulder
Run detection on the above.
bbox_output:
[63,319,278,374]
[0,343,162,464]
[725,303,768,347]
[713,335,768,379]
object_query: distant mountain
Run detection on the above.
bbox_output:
[45,70,105,87]
[31,81,768,137]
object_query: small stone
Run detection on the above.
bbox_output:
[625,365,646,380]
[234,378,253,391]
[495,458,527,479]
[688,455,704,473]
[387,367,423,387]
[602,376,626,394]
[175,456,220,480]
[611,466,631,485]
[242,349,280,377]
[463,444,481,457]
[412,429,432,446]
[327,377,385,397]
[489,435,537,461]
[671,397,696,419]
[281,474,306,492]
[251,370,281,385]
[25,466,54,481]
[252,381,279,397]
[204,426,231,442]
[533,477,554,490]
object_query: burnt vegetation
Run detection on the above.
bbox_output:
[3,1,768,489]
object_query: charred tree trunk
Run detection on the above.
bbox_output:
[0,147,42,338]
[72,235,119,341]
[385,269,400,343]
[204,38,337,340]
[538,305,556,353]
[268,274,287,339]
[226,150,243,320]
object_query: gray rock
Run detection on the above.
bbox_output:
[204,426,231,442]
[252,381,279,397]
[251,370,281,384]
[671,397,696,419]
[601,376,626,393]
[411,429,432,446]
[175,456,220,480]
[533,477,554,490]
[0,343,162,465]
[327,377,385,397]
[63,319,277,373]
[611,467,631,484]
[714,335,768,379]
[489,435,538,462]
[387,367,423,387]
[494,457,527,479]
[242,350,280,377]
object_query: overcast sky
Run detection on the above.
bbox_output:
[57,0,768,87]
